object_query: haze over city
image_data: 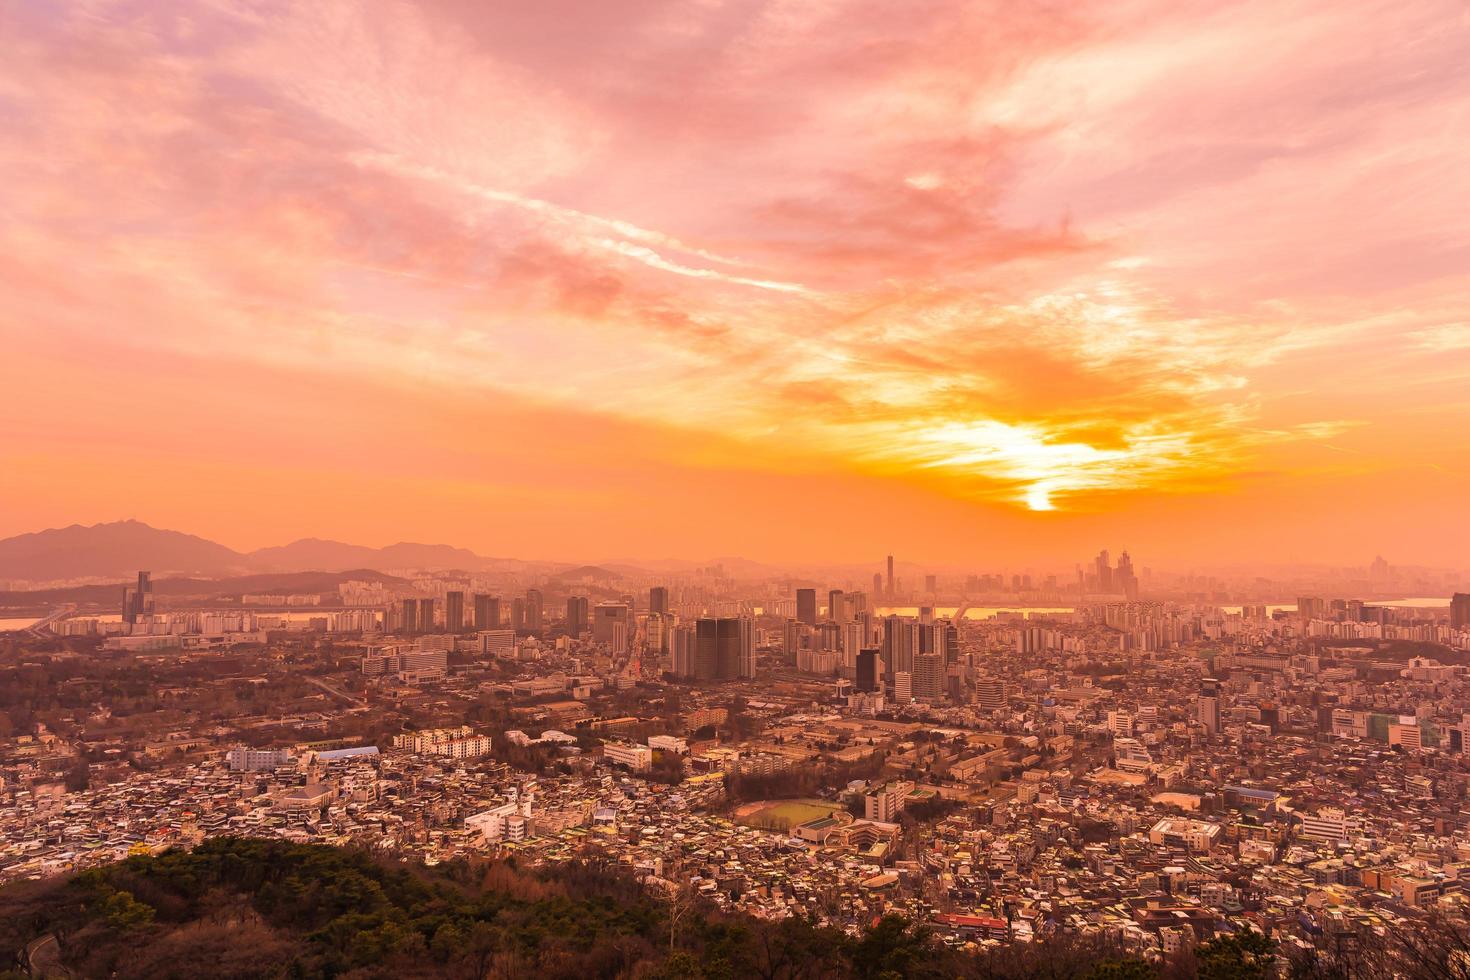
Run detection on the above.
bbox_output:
[5,3,1470,979]
[3,1,1468,566]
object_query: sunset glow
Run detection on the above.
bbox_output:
[2,0,1468,563]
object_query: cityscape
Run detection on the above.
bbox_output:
[3,0,1470,978]
[2,527,1470,977]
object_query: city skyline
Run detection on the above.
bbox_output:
[2,1,1468,566]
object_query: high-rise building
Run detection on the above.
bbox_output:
[856,648,879,693]
[684,616,753,680]
[510,597,525,631]
[122,570,154,625]
[886,555,895,597]
[893,671,912,704]
[474,594,500,630]
[1116,551,1139,600]
[524,589,544,632]
[1453,593,1470,630]
[565,595,589,635]
[1198,678,1222,736]
[445,591,465,633]
[881,616,917,679]
[828,589,846,624]
[1094,550,1113,593]
[650,586,669,616]
[418,597,435,632]
[913,652,945,704]
[873,573,883,599]
[592,602,629,645]
[401,598,419,634]
[796,588,817,626]
[924,574,937,593]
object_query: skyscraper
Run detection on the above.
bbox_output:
[524,589,544,632]
[796,588,817,626]
[828,589,846,624]
[445,591,465,633]
[566,595,589,634]
[123,570,154,625]
[1198,678,1222,736]
[1115,551,1139,600]
[592,602,629,645]
[473,594,500,630]
[687,616,753,680]
[886,555,894,597]
[881,615,917,679]
[401,598,418,634]
[1095,550,1113,593]
[650,586,669,616]
[856,648,879,693]
[872,573,883,599]
[1453,593,1470,630]
[913,652,945,703]
[418,597,435,632]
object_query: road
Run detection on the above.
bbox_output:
[305,675,366,706]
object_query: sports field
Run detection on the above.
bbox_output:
[734,799,844,832]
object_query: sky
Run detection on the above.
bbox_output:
[1,0,1468,567]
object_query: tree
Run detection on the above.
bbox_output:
[1196,929,1275,980]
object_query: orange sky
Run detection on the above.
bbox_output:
[1,1,1468,566]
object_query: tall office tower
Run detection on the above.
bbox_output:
[893,671,912,703]
[873,573,883,599]
[1094,550,1113,593]
[524,589,544,631]
[919,622,949,663]
[841,622,866,661]
[650,586,669,616]
[401,598,419,634]
[924,574,937,593]
[509,597,525,631]
[418,597,435,632]
[828,589,846,624]
[123,570,155,624]
[886,555,895,597]
[1198,678,1222,736]
[975,677,1007,712]
[735,616,756,678]
[1115,551,1139,600]
[687,616,753,680]
[849,590,868,615]
[796,588,817,626]
[445,591,465,633]
[882,615,917,679]
[856,648,879,692]
[592,602,629,645]
[1453,593,1470,630]
[646,612,672,662]
[474,594,500,630]
[565,595,589,635]
[671,624,694,678]
[913,652,945,704]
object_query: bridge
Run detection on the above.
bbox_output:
[9,605,77,638]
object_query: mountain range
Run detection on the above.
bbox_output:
[0,520,499,581]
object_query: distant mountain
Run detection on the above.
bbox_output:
[0,520,245,580]
[245,538,485,573]
[0,521,495,581]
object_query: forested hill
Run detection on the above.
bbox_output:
[0,837,1168,980]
